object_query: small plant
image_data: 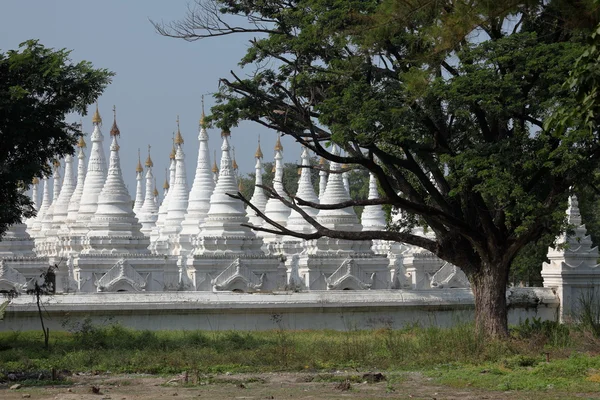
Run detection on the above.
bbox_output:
[26,265,57,349]
[270,314,293,367]
[577,287,600,337]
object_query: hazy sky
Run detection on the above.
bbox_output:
[0,0,299,195]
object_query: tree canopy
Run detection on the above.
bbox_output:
[0,40,113,236]
[157,0,600,336]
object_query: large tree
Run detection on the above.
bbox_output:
[156,0,599,336]
[0,40,113,237]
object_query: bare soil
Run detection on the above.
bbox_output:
[1,371,599,400]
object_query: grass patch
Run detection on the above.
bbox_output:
[0,319,599,393]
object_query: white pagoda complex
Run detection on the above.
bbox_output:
[0,104,476,296]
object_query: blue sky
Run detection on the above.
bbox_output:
[0,0,299,193]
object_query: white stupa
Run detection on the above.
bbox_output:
[246,138,268,228]
[316,145,361,232]
[30,175,50,240]
[163,119,190,253]
[137,148,159,237]
[71,104,108,236]
[25,177,39,231]
[318,157,328,199]
[260,135,291,244]
[286,147,319,233]
[361,173,386,231]
[150,141,176,249]
[38,160,61,250]
[83,107,148,253]
[133,149,145,216]
[180,108,215,252]
[194,129,262,252]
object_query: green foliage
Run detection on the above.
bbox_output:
[158,0,600,335]
[0,40,113,237]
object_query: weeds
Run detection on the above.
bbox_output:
[577,287,600,337]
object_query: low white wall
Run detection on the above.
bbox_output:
[1,288,558,332]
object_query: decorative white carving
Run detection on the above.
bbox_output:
[325,257,373,290]
[95,258,148,292]
[430,262,470,288]
[211,258,264,292]
[0,260,28,292]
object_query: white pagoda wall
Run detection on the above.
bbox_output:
[2,288,557,332]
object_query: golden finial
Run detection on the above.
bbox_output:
[153,178,159,197]
[238,180,244,192]
[92,102,102,125]
[255,135,263,159]
[298,167,302,175]
[271,164,276,173]
[145,145,153,168]
[221,127,231,138]
[319,157,326,166]
[199,95,206,128]
[169,132,176,160]
[110,105,120,137]
[212,150,219,173]
[163,168,170,190]
[77,136,87,148]
[136,149,143,173]
[52,159,60,169]
[175,115,184,145]
[232,147,238,171]
[32,177,39,185]
[274,134,283,151]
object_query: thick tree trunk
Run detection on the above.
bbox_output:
[471,261,510,338]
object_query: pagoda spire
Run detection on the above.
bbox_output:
[287,147,319,233]
[212,150,219,184]
[72,103,108,235]
[246,136,268,227]
[138,146,159,237]
[133,148,145,215]
[30,175,50,239]
[151,136,177,244]
[361,172,386,231]
[316,145,361,231]
[65,138,87,231]
[198,129,255,240]
[86,109,147,250]
[318,157,328,199]
[39,160,61,241]
[261,134,291,235]
[181,103,215,239]
[163,118,190,240]
[52,154,76,231]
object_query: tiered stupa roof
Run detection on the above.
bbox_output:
[246,138,268,227]
[318,157,328,199]
[361,172,386,231]
[133,149,145,216]
[71,104,108,235]
[138,148,159,236]
[198,130,256,239]
[163,117,190,237]
[52,154,76,230]
[286,147,319,233]
[85,108,147,249]
[181,103,215,237]
[316,145,362,232]
[65,137,87,231]
[261,135,291,235]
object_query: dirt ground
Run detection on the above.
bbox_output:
[1,371,599,400]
